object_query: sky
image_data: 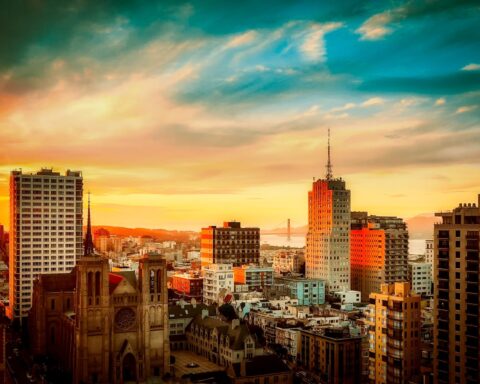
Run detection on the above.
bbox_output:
[0,0,479,231]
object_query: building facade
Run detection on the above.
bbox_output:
[200,222,260,267]
[351,212,409,301]
[425,239,434,278]
[29,206,170,383]
[171,272,203,302]
[299,327,363,384]
[233,265,274,291]
[305,176,351,292]
[203,264,234,305]
[408,261,432,296]
[275,276,325,305]
[433,197,479,384]
[9,169,83,320]
[186,315,263,367]
[367,282,421,384]
[273,250,305,275]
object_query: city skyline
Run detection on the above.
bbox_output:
[1,1,479,230]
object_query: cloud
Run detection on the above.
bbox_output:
[435,98,446,106]
[225,30,257,49]
[356,11,397,40]
[456,105,477,114]
[300,22,343,61]
[331,102,356,112]
[356,0,478,41]
[462,63,480,71]
[362,97,385,107]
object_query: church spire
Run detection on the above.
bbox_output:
[84,192,95,256]
[326,127,333,180]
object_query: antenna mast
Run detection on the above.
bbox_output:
[326,128,333,180]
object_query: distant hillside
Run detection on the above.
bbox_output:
[405,214,439,240]
[91,226,198,242]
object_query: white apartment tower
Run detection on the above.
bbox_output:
[202,263,234,305]
[9,169,83,320]
[306,129,351,292]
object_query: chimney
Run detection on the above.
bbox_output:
[231,319,240,330]
[201,309,209,319]
[240,359,247,377]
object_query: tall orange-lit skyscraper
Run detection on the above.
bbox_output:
[306,130,351,292]
[350,212,409,301]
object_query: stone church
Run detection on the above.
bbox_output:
[29,202,170,383]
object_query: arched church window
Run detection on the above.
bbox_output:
[95,271,101,297]
[149,270,155,294]
[88,272,93,297]
[157,269,162,293]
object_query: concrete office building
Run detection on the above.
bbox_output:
[367,282,421,384]
[434,196,480,384]
[200,222,260,267]
[306,130,351,292]
[8,169,83,320]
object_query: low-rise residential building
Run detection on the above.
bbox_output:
[299,327,363,384]
[203,264,234,305]
[332,289,361,304]
[186,315,264,367]
[273,250,305,275]
[408,261,432,296]
[274,276,325,305]
[168,301,216,351]
[275,324,301,361]
[171,272,204,302]
[227,354,293,384]
[233,265,274,291]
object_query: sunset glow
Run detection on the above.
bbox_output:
[1,1,479,230]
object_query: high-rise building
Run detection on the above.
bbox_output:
[367,282,421,384]
[433,196,479,384]
[200,222,259,267]
[306,130,351,292]
[425,239,434,278]
[8,169,83,320]
[351,212,409,301]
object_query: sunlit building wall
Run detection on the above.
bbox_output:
[306,178,351,292]
[200,221,259,267]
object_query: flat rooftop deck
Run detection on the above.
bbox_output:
[172,350,225,378]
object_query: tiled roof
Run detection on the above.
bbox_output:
[38,270,76,292]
